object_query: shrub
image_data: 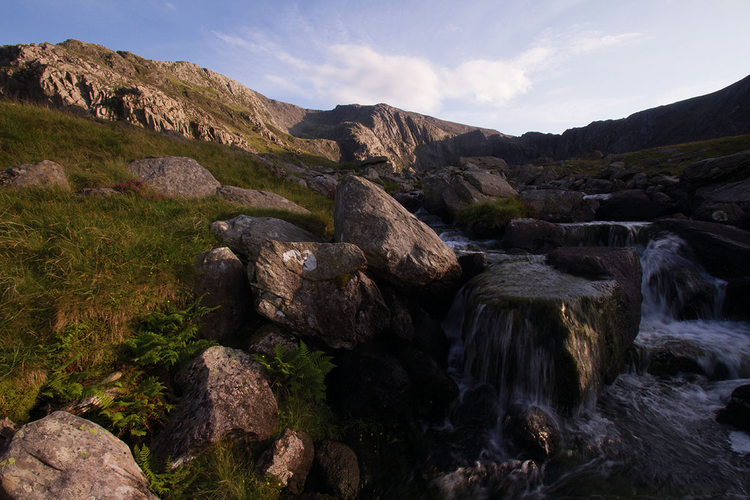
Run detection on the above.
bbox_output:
[454,198,533,232]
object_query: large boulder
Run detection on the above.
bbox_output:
[257,429,314,494]
[253,240,390,349]
[193,247,251,342]
[128,156,220,198]
[335,176,461,292]
[0,411,158,500]
[546,246,642,342]
[312,441,361,500]
[210,215,325,260]
[461,255,637,412]
[595,189,677,221]
[1,160,70,190]
[422,170,518,220]
[217,185,310,214]
[680,150,750,189]
[502,218,563,254]
[152,346,278,467]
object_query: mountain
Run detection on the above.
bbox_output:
[2,39,749,171]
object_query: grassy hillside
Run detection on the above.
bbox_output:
[0,100,335,424]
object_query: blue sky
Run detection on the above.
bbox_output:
[2,0,749,135]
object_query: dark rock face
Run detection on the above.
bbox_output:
[210,215,325,261]
[0,160,70,190]
[716,384,750,432]
[502,218,563,254]
[399,348,459,416]
[253,240,390,350]
[595,189,678,221]
[128,156,220,198]
[0,411,158,500]
[217,185,310,214]
[194,247,250,342]
[152,346,278,468]
[502,404,560,460]
[335,176,462,293]
[312,441,361,500]
[257,429,314,494]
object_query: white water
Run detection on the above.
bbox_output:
[429,215,750,499]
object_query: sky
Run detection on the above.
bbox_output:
[2,0,749,136]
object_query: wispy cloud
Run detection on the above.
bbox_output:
[164,2,175,10]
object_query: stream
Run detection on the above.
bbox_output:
[422,214,750,499]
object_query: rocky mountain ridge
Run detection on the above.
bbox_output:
[2,39,749,172]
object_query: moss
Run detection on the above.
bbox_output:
[333,273,352,289]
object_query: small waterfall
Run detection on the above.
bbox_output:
[557,221,650,248]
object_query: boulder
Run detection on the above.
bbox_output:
[546,246,643,340]
[257,429,314,494]
[210,215,325,260]
[502,404,560,460]
[335,176,462,292]
[519,189,592,223]
[152,346,278,467]
[307,173,338,199]
[463,171,517,198]
[694,202,746,228]
[0,160,70,190]
[0,411,158,500]
[128,156,220,198]
[680,150,750,189]
[313,441,361,500]
[194,247,251,342]
[247,323,299,358]
[502,218,563,254]
[458,252,488,283]
[595,189,677,221]
[399,348,460,416]
[253,240,389,349]
[423,171,518,220]
[716,384,750,432]
[461,255,638,412]
[217,185,310,214]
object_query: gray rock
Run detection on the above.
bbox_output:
[520,189,589,223]
[193,247,251,342]
[502,218,563,254]
[314,441,361,500]
[0,411,158,500]
[217,185,310,214]
[0,160,70,190]
[307,173,338,199]
[257,429,314,494]
[210,215,325,260]
[152,346,278,468]
[422,170,518,220]
[463,171,517,198]
[502,404,560,460]
[680,150,750,188]
[253,240,390,349]
[462,255,637,412]
[247,323,299,358]
[694,202,746,227]
[128,156,220,198]
[335,176,462,292]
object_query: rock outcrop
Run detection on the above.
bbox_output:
[0,411,158,500]
[0,160,70,190]
[253,240,389,349]
[257,429,314,494]
[334,176,462,292]
[128,156,220,198]
[152,346,278,468]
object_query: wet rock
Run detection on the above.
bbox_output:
[210,215,325,260]
[462,255,638,412]
[502,218,563,254]
[716,384,750,432]
[335,176,462,293]
[450,384,499,431]
[458,252,488,283]
[502,404,560,460]
[194,247,251,342]
[217,185,310,214]
[645,340,705,378]
[312,441,361,500]
[152,346,278,468]
[257,429,314,494]
[0,411,158,500]
[128,156,220,198]
[253,240,389,349]
[1,160,70,190]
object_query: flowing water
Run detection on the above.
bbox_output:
[426,217,750,499]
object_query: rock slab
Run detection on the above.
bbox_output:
[0,411,158,500]
[217,185,310,214]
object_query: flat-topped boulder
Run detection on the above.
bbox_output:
[335,176,461,292]
[461,255,637,412]
[210,215,325,261]
[128,156,220,198]
[217,185,310,214]
[1,160,70,190]
[0,411,158,500]
[253,240,390,349]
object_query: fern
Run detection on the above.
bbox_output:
[134,444,197,499]
[256,341,335,403]
[99,375,173,438]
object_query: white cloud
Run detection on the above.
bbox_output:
[568,31,644,54]
[164,2,175,10]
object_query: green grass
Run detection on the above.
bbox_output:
[0,100,335,423]
[454,198,533,231]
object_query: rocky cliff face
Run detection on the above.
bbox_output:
[2,39,748,171]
